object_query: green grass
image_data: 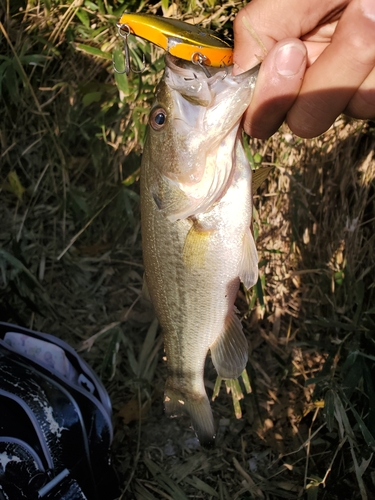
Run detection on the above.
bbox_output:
[1,1,375,498]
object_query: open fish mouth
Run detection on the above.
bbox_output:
[164,53,259,81]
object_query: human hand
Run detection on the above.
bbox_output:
[233,0,375,139]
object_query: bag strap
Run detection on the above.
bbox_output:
[37,469,88,499]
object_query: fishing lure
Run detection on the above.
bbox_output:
[114,13,233,75]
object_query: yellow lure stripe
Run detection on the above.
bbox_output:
[118,13,233,67]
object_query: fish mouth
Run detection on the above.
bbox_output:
[165,53,227,78]
[165,53,260,84]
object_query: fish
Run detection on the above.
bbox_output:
[140,54,259,446]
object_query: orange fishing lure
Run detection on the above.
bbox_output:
[117,13,233,68]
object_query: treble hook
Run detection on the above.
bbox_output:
[113,23,146,75]
[191,52,212,78]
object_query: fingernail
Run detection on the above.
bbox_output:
[361,0,375,21]
[275,43,306,77]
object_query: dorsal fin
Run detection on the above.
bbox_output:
[252,166,273,194]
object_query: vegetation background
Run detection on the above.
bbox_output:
[1,0,375,498]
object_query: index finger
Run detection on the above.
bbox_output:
[233,0,349,72]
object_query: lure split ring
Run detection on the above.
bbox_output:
[191,52,212,78]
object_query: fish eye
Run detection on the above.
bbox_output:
[150,107,167,130]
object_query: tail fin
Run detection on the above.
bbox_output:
[164,379,215,447]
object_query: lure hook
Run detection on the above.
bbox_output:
[191,52,212,78]
[113,23,146,75]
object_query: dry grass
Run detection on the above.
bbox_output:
[1,1,375,499]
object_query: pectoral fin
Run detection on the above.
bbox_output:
[239,228,258,290]
[210,310,248,380]
[252,166,273,194]
[183,222,214,268]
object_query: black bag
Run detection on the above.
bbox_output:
[0,322,119,500]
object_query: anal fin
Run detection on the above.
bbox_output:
[239,228,258,290]
[210,310,248,380]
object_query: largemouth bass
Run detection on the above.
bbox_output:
[141,54,258,446]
